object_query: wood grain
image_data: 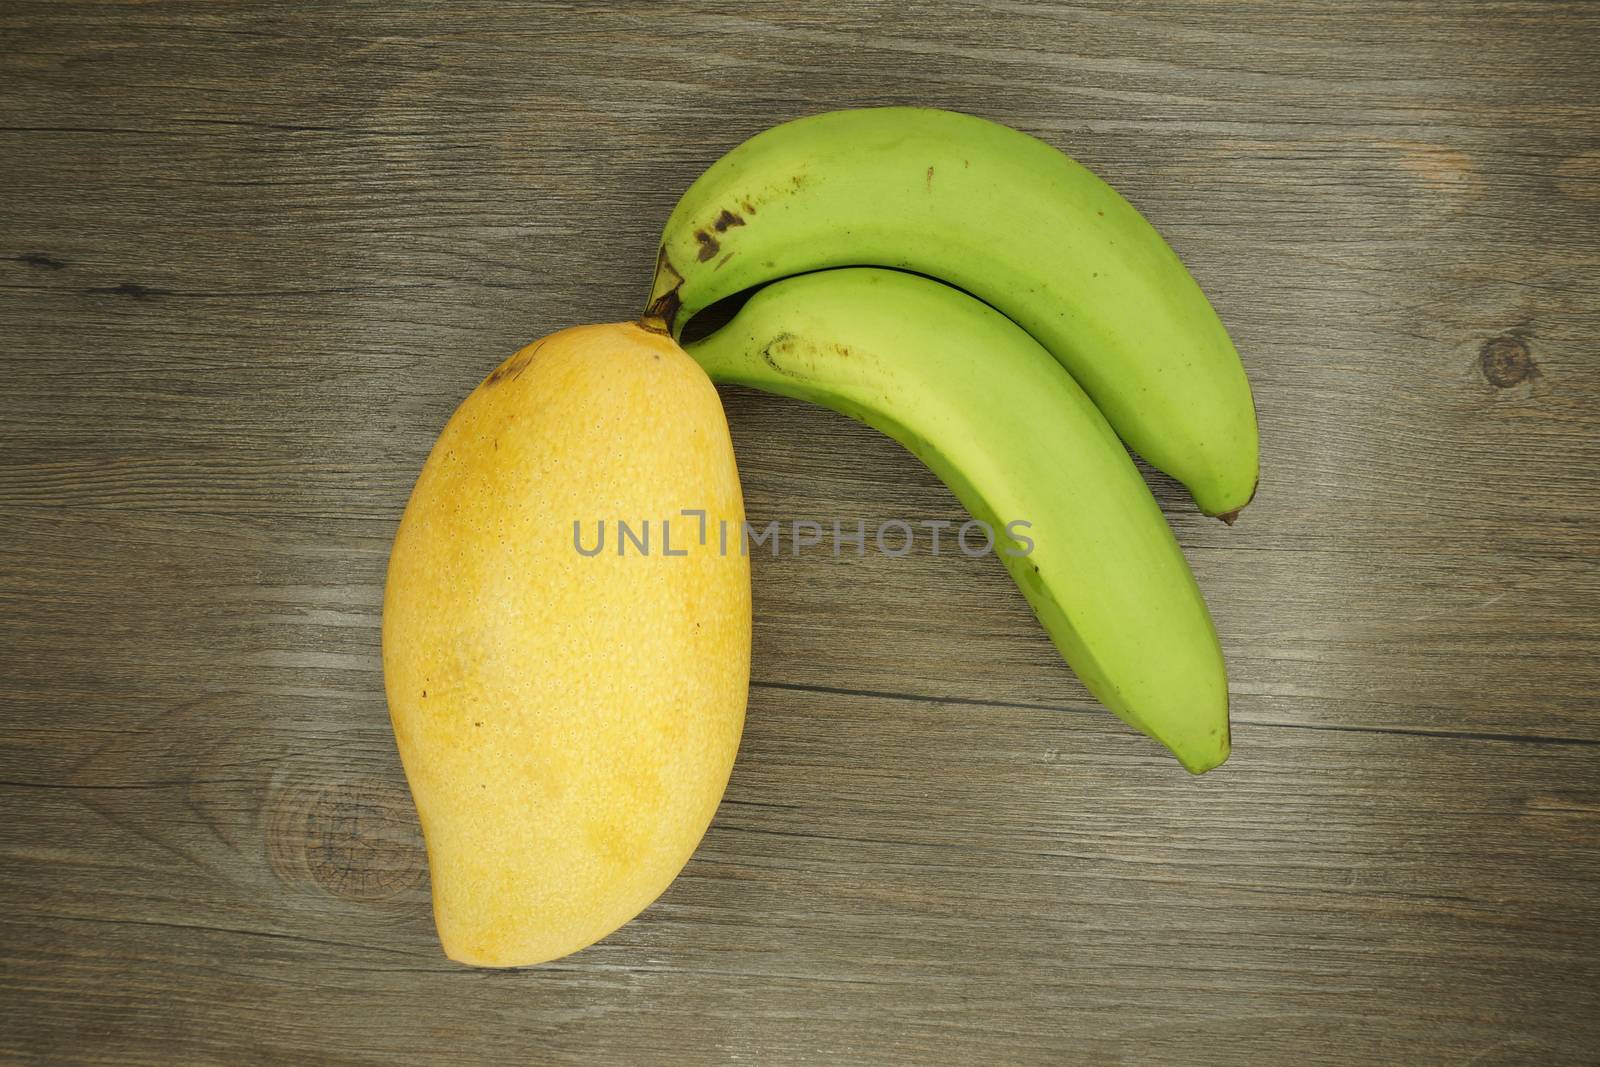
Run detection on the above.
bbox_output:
[3,2,1598,1064]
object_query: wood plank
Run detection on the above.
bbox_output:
[3,686,1598,1065]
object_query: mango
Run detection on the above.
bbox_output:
[382,321,750,967]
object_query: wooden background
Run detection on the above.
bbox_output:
[3,2,1598,1064]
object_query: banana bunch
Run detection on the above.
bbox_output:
[656,107,1258,774]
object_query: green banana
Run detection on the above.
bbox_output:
[650,107,1258,519]
[687,268,1229,773]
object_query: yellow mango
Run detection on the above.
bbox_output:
[382,321,750,967]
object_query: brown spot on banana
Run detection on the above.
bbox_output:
[758,332,800,378]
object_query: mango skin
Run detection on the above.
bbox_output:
[382,322,750,967]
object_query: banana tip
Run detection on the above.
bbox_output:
[1175,717,1232,775]
[1212,477,1259,526]
[1181,744,1231,775]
